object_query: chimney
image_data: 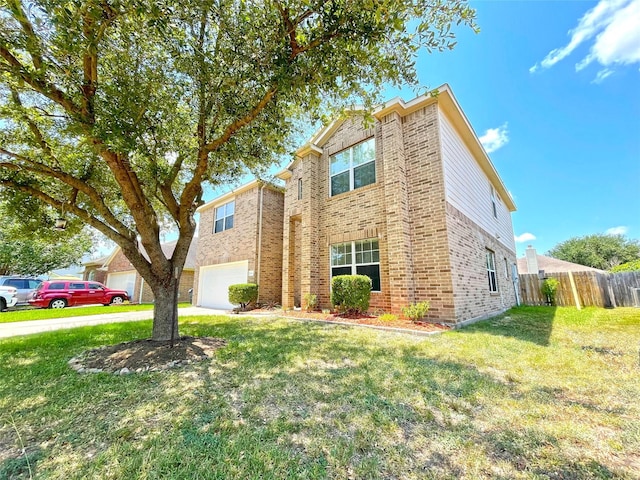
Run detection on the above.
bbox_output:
[525,245,539,274]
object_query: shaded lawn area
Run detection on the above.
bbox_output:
[1,306,638,479]
[0,303,192,324]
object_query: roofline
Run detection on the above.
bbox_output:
[279,84,515,212]
[196,179,282,213]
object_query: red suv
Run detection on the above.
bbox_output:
[29,281,129,309]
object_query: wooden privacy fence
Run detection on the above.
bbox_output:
[518,271,640,308]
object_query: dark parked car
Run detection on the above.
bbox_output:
[29,281,129,309]
[0,276,42,305]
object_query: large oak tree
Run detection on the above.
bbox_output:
[0,0,476,341]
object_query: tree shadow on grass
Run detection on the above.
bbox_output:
[0,315,630,479]
[459,306,558,346]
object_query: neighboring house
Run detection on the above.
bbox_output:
[82,239,197,304]
[276,84,518,325]
[517,245,605,274]
[193,180,284,309]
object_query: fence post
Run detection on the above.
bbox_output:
[568,271,581,310]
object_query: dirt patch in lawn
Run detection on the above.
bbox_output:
[69,336,227,374]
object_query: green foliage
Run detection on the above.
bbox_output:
[547,234,640,270]
[331,275,371,314]
[228,283,258,310]
[610,259,640,272]
[0,200,92,275]
[0,0,476,339]
[378,313,398,322]
[541,278,560,305]
[303,293,318,312]
[401,301,430,322]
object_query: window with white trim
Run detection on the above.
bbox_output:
[330,138,375,196]
[214,200,235,233]
[486,249,498,292]
[331,238,380,291]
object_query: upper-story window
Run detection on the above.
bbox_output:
[330,138,375,197]
[490,186,498,218]
[298,178,303,200]
[214,200,235,233]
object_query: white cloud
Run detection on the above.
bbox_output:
[606,226,628,235]
[530,0,640,82]
[514,232,536,243]
[479,123,509,153]
[591,68,614,83]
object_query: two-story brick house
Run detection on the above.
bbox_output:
[276,84,518,324]
[193,180,284,309]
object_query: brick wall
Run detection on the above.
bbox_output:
[446,202,517,323]
[194,184,284,305]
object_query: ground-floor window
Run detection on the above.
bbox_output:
[331,238,381,291]
[486,249,498,292]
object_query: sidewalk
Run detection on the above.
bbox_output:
[0,307,228,339]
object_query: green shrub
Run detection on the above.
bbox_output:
[610,259,640,272]
[378,313,398,322]
[331,275,371,314]
[303,293,318,311]
[541,278,560,305]
[228,283,258,310]
[401,301,430,322]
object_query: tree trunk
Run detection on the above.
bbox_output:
[150,278,180,342]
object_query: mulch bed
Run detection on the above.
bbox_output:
[69,336,227,375]
[278,310,450,333]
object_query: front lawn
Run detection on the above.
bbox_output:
[0,303,192,324]
[1,306,638,479]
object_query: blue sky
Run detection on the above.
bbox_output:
[384,0,640,258]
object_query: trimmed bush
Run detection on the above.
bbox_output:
[401,301,430,322]
[228,283,258,310]
[378,313,398,322]
[331,275,371,314]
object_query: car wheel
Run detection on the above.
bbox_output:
[49,298,67,309]
[110,296,124,305]
[0,298,6,312]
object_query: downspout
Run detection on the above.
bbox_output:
[139,277,144,304]
[256,184,266,302]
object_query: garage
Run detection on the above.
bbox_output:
[106,271,136,300]
[198,261,249,309]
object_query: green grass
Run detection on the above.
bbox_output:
[0,303,192,324]
[1,306,638,479]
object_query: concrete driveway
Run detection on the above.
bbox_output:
[0,306,229,339]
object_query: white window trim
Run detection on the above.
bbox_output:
[486,249,498,292]
[330,239,381,292]
[214,200,234,233]
[329,138,375,197]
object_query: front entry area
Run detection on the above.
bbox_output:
[197,261,249,309]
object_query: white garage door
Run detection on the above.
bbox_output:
[106,271,136,300]
[198,261,249,309]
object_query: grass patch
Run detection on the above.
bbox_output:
[0,303,192,324]
[1,306,638,479]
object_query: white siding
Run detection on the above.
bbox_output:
[439,110,516,253]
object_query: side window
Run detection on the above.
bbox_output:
[28,280,42,289]
[486,250,498,292]
[69,283,86,290]
[49,283,66,290]
[214,200,235,233]
[490,186,498,219]
[89,283,103,290]
[7,279,26,289]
